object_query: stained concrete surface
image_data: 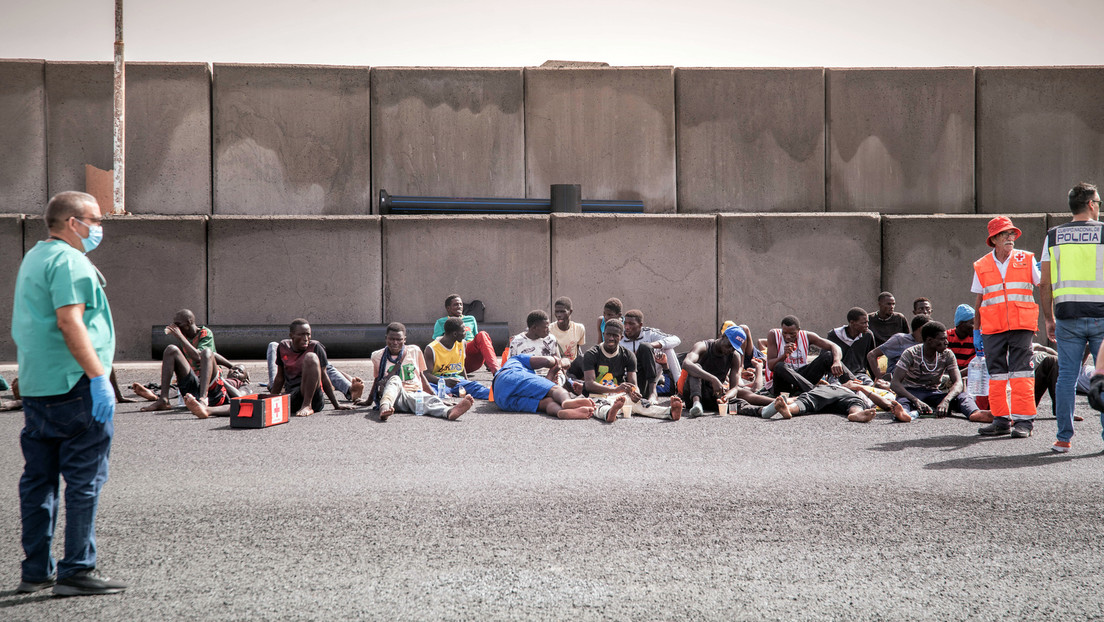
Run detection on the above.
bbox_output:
[371,68,525,211]
[525,67,676,213]
[213,64,372,215]
[977,67,1104,214]
[881,215,1048,332]
[1,362,1102,621]
[676,68,825,213]
[0,215,23,359]
[551,214,717,346]
[0,60,46,214]
[382,215,549,338]
[718,213,882,339]
[827,68,975,214]
[45,62,113,199]
[208,216,382,325]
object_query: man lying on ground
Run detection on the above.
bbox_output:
[492,354,596,419]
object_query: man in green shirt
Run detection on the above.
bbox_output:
[132,308,234,411]
[12,191,127,596]
[432,294,500,373]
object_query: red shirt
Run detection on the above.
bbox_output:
[946,330,975,370]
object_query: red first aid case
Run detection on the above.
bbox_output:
[229,393,290,428]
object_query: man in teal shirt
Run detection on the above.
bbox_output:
[12,191,127,596]
[432,294,499,373]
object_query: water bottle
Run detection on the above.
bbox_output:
[414,391,425,415]
[967,355,989,396]
[437,377,447,398]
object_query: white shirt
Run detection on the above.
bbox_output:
[970,250,1042,294]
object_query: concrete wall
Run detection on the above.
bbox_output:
[382,215,549,340]
[0,60,46,213]
[0,215,23,358]
[676,68,825,213]
[977,67,1104,214]
[45,62,113,199]
[208,216,382,327]
[125,63,212,215]
[881,215,1048,331]
[551,214,717,346]
[371,68,525,210]
[525,67,676,213]
[827,68,975,214]
[718,214,882,340]
[213,64,372,215]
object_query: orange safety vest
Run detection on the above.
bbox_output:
[973,251,1039,335]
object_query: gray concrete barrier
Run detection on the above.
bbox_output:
[676,68,825,213]
[525,67,676,213]
[550,213,717,348]
[0,60,46,214]
[718,213,882,341]
[208,215,383,326]
[0,215,24,358]
[371,68,525,213]
[977,66,1104,214]
[213,64,372,215]
[45,62,113,199]
[827,68,975,214]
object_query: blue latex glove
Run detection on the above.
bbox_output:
[973,329,984,355]
[89,373,116,424]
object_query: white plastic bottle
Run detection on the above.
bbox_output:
[967,354,989,397]
[414,392,425,415]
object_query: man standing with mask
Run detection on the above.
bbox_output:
[12,192,126,596]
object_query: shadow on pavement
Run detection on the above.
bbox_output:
[0,592,55,608]
[868,434,987,453]
[924,449,1104,470]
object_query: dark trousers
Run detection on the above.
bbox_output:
[771,350,854,396]
[794,385,866,416]
[1034,353,1058,415]
[20,376,113,582]
[682,374,724,412]
[634,345,660,397]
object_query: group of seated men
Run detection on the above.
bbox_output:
[12,290,1089,425]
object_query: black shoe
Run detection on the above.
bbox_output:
[17,576,55,593]
[978,417,1012,436]
[1011,420,1034,438]
[53,569,127,596]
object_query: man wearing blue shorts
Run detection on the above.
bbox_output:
[493,355,596,419]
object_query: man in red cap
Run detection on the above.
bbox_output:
[971,216,1041,438]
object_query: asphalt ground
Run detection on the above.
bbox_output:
[2,360,1104,621]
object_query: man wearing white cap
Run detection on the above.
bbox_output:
[972,216,1041,439]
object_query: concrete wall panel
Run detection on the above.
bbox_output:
[209,216,382,326]
[45,62,112,198]
[977,67,1104,214]
[718,214,881,339]
[882,215,1048,331]
[0,215,24,358]
[827,68,975,214]
[383,216,548,339]
[125,63,212,214]
[213,64,371,215]
[526,68,676,213]
[371,68,524,210]
[676,68,825,213]
[0,60,46,213]
[551,214,716,346]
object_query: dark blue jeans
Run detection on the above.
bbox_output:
[20,375,114,582]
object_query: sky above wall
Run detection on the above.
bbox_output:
[1,0,1102,67]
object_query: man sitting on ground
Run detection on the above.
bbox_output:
[362,322,473,421]
[867,314,930,383]
[134,309,232,412]
[424,317,491,400]
[913,297,933,317]
[826,307,878,383]
[765,316,851,397]
[508,310,562,379]
[946,304,977,373]
[493,355,596,419]
[868,291,910,346]
[550,296,586,361]
[581,319,683,422]
[621,309,682,402]
[890,321,991,423]
[596,297,623,336]
[265,342,363,403]
[681,325,771,417]
[433,294,499,374]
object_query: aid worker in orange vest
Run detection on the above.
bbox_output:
[971,216,1041,438]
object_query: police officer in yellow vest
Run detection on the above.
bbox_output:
[1039,182,1104,453]
[972,216,1041,438]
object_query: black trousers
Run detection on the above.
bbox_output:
[771,350,854,397]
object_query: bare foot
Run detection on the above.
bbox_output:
[0,399,22,411]
[448,394,475,420]
[571,380,585,394]
[889,401,908,422]
[294,406,315,417]
[184,394,211,419]
[606,395,626,423]
[562,397,595,409]
[140,398,174,412]
[379,402,394,421]
[968,409,993,423]
[557,406,595,419]
[848,407,876,423]
[670,396,683,421]
[348,377,365,402]
[774,396,792,419]
[131,382,158,401]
